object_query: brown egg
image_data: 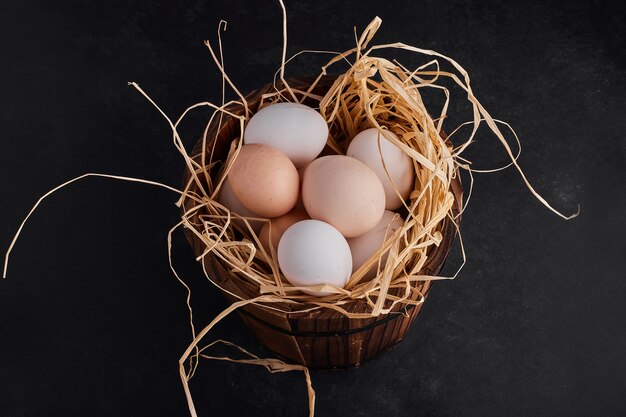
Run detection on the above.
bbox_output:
[302,155,386,238]
[229,144,299,218]
[348,210,403,281]
[258,208,309,254]
[216,178,264,234]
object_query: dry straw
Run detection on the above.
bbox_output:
[2,4,578,417]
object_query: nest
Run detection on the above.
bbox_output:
[180,19,464,317]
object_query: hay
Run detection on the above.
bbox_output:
[174,15,578,316]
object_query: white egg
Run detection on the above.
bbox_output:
[244,102,328,167]
[217,178,264,234]
[348,210,403,281]
[277,220,352,296]
[347,128,415,210]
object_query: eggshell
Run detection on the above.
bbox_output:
[347,128,415,209]
[259,208,309,255]
[244,102,328,167]
[277,220,352,296]
[348,210,403,281]
[217,178,264,234]
[228,144,299,218]
[302,155,386,238]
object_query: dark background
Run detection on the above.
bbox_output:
[1,0,624,416]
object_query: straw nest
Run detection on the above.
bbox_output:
[178,17,465,319]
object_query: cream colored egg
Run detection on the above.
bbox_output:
[244,102,328,167]
[277,220,352,296]
[228,144,299,218]
[259,208,309,255]
[302,155,385,238]
[348,210,403,281]
[347,128,415,210]
[217,178,264,234]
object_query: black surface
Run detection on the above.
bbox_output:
[1,1,625,416]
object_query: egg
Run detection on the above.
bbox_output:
[259,208,309,255]
[216,178,264,234]
[277,220,352,296]
[348,210,403,281]
[243,102,328,167]
[228,144,299,218]
[302,155,386,238]
[347,128,415,209]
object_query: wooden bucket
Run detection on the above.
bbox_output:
[183,75,463,369]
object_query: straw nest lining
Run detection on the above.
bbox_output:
[179,19,462,321]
